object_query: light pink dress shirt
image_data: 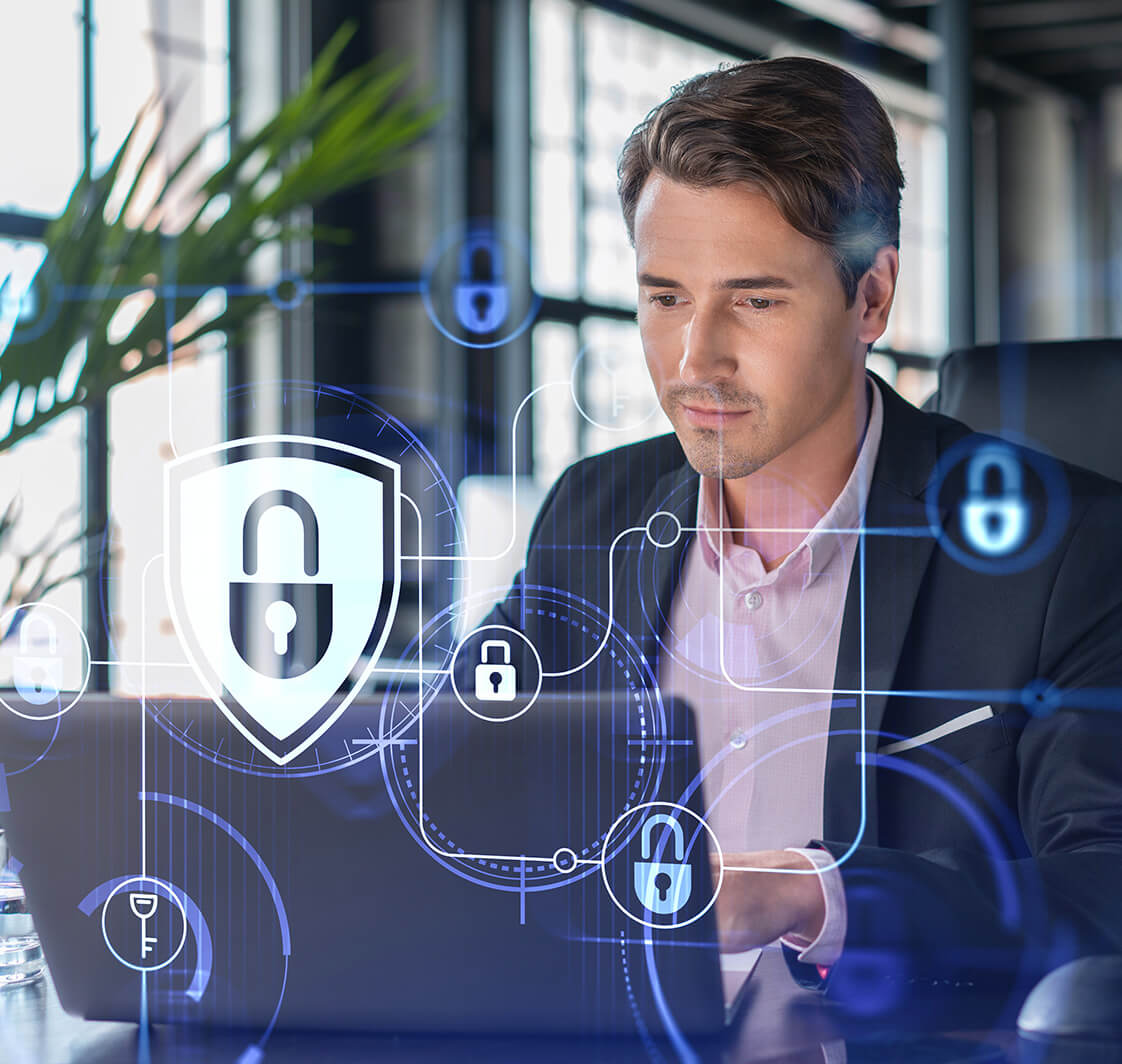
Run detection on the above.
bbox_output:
[658,380,884,967]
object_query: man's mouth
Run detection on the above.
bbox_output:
[679,404,753,429]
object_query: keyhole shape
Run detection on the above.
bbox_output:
[265,600,297,656]
[472,290,492,323]
[654,872,672,902]
[489,670,503,693]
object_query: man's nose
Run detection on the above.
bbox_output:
[678,309,739,385]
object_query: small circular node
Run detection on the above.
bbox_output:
[644,511,683,549]
[267,272,310,310]
[1022,678,1062,717]
[552,847,579,874]
[101,875,189,973]
[0,602,92,720]
[449,623,544,723]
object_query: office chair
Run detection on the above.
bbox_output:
[925,338,1122,483]
[928,339,1122,1047]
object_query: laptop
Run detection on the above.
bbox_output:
[0,689,758,1037]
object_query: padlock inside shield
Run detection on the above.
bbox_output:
[230,490,334,679]
[229,582,333,678]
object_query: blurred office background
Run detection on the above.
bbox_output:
[1,0,1120,695]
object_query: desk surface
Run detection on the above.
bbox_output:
[0,947,1022,1064]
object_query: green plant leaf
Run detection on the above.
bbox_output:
[0,21,439,457]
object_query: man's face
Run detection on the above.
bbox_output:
[634,174,874,480]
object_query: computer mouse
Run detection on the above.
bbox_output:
[1017,954,1122,1060]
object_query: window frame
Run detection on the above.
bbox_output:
[528,0,945,478]
[0,1,234,690]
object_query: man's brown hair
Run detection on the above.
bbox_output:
[617,56,905,307]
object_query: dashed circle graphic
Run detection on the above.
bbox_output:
[379,585,667,892]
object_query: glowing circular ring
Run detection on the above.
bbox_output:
[420,220,541,350]
[0,602,91,721]
[101,875,188,974]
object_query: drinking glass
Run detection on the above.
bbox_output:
[0,827,44,988]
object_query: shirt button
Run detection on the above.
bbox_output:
[729,728,748,750]
[743,590,763,611]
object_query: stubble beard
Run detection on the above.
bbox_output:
[664,387,774,480]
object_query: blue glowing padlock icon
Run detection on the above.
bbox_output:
[453,231,509,333]
[960,445,1030,556]
[13,612,62,706]
[633,814,692,915]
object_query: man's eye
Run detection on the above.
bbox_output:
[649,294,680,308]
[745,297,774,310]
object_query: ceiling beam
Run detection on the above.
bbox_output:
[983,18,1122,54]
[974,0,1122,30]
[773,0,941,61]
[1025,45,1122,73]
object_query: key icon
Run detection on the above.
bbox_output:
[129,892,159,959]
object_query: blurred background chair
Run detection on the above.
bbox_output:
[926,339,1122,483]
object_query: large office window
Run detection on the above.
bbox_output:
[529,0,735,484]
[0,2,229,695]
[529,0,948,486]
[0,7,84,214]
[0,5,87,684]
[104,1,229,696]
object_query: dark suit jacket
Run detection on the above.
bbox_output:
[477,375,1122,1001]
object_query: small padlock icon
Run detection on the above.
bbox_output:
[960,445,1030,556]
[229,490,333,678]
[453,231,509,333]
[13,611,63,706]
[474,640,516,701]
[633,814,693,916]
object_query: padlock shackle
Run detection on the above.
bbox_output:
[18,611,58,654]
[242,490,319,577]
[640,814,685,861]
[459,229,504,281]
[967,444,1022,496]
[480,639,511,665]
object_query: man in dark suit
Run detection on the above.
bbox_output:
[480,56,1122,1000]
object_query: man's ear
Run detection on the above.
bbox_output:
[856,245,899,347]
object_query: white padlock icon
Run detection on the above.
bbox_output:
[960,444,1030,557]
[13,612,63,706]
[474,639,516,701]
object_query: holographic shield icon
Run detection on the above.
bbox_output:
[165,436,401,765]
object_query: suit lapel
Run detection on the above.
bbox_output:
[824,380,946,846]
[608,379,950,852]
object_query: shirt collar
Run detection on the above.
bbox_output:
[694,375,885,584]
